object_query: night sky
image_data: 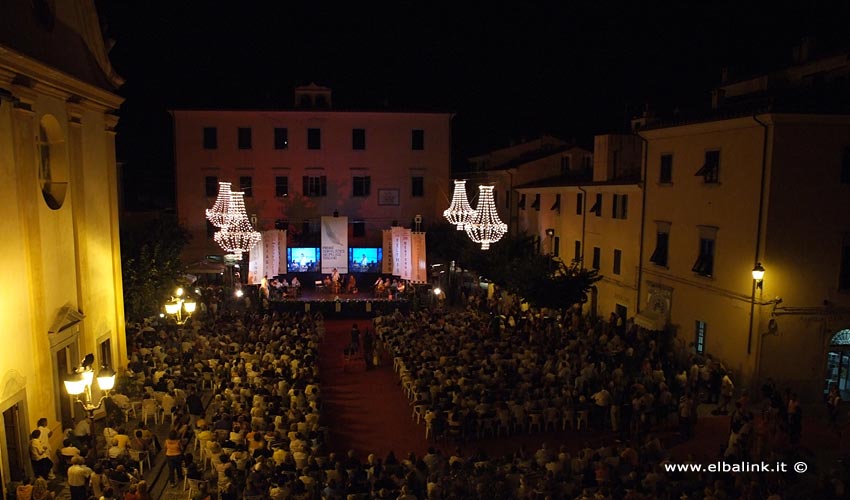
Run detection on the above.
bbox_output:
[96,1,850,210]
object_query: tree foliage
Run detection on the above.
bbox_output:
[120,215,190,322]
[427,221,601,309]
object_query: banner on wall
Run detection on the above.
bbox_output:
[382,229,393,274]
[321,216,348,274]
[410,232,427,283]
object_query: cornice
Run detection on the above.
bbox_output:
[0,45,123,111]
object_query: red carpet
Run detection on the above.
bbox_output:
[318,320,848,465]
[319,319,430,459]
[318,320,620,460]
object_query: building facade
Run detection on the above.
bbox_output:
[0,0,125,490]
[467,135,592,232]
[639,113,850,400]
[172,86,453,265]
[514,134,644,322]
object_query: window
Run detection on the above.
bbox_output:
[518,194,526,210]
[842,147,850,184]
[99,338,112,370]
[840,233,850,291]
[531,194,541,211]
[274,128,289,149]
[613,249,622,275]
[583,155,592,170]
[574,241,581,262]
[560,156,570,174]
[695,321,706,354]
[275,176,289,197]
[589,193,602,216]
[650,221,671,267]
[303,175,327,197]
[411,129,424,150]
[352,128,366,150]
[238,127,252,149]
[554,237,560,257]
[660,154,673,183]
[204,176,218,197]
[353,175,371,197]
[239,176,253,197]
[308,128,321,150]
[612,194,628,219]
[576,193,583,214]
[692,235,716,277]
[592,247,601,270]
[695,150,720,183]
[410,176,424,197]
[551,194,561,212]
[353,221,366,237]
[203,127,217,149]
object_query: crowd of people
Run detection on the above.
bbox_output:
[16,284,838,499]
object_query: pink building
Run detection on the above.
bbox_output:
[172,85,453,264]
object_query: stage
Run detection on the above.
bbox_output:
[267,288,409,318]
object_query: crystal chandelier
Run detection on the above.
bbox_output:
[205,181,233,228]
[214,191,261,257]
[465,185,507,250]
[443,179,475,230]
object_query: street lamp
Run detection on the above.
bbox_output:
[63,354,116,456]
[752,262,765,290]
[164,287,197,325]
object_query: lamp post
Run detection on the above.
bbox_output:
[164,287,197,325]
[63,354,116,458]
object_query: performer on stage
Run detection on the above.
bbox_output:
[346,274,357,294]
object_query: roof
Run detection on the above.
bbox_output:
[0,0,122,92]
[170,107,456,116]
[514,172,641,190]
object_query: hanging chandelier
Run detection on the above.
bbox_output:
[213,191,261,257]
[205,181,233,228]
[443,179,476,230]
[465,185,507,250]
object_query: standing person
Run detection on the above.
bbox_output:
[827,384,842,435]
[66,456,92,500]
[164,430,184,487]
[29,430,53,480]
[186,389,205,428]
[36,418,52,449]
[350,323,360,352]
[678,392,694,438]
[362,328,374,369]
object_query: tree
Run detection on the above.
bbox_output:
[427,221,601,308]
[120,215,190,322]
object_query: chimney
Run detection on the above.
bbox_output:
[711,88,725,110]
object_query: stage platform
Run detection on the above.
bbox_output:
[267,288,409,317]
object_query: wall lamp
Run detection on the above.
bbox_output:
[752,262,765,290]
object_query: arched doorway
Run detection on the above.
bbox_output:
[824,329,850,399]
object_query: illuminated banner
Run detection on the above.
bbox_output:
[399,228,412,280]
[321,216,348,274]
[382,229,393,274]
[249,230,287,283]
[391,227,404,276]
[263,229,286,277]
[410,232,427,283]
[248,240,263,284]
